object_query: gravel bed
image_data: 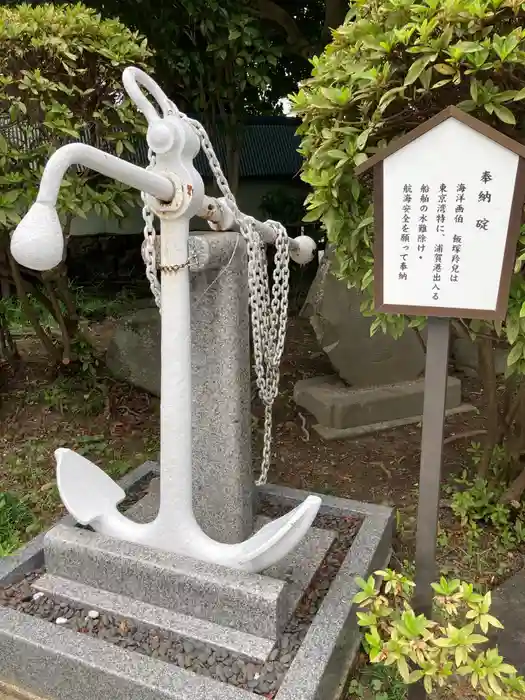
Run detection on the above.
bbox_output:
[0,501,361,698]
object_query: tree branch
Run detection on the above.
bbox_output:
[7,253,60,362]
[254,0,311,56]
[323,0,349,43]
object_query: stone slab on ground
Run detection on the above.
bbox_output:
[301,253,425,386]
[0,475,394,700]
[44,524,287,641]
[313,404,477,441]
[488,567,525,674]
[33,574,274,663]
[294,374,463,431]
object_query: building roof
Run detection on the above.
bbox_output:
[1,115,303,179]
[354,105,525,176]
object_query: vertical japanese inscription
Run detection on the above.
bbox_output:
[432,183,448,300]
[390,164,504,306]
[419,185,429,258]
[433,243,442,300]
[436,183,447,237]
[399,184,412,280]
[476,170,492,232]
[450,183,466,283]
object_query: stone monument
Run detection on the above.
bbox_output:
[0,67,392,700]
[295,251,472,439]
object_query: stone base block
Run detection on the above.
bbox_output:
[0,462,394,700]
[44,524,286,641]
[39,514,335,653]
[294,375,464,431]
[313,404,477,441]
[126,481,335,625]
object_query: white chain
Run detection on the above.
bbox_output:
[140,113,290,486]
[141,149,162,311]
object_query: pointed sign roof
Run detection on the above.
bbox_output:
[354,105,525,176]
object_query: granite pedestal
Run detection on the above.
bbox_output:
[0,229,393,699]
[0,462,393,700]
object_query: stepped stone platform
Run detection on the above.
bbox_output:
[0,462,393,700]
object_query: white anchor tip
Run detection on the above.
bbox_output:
[236,494,322,571]
[11,202,64,271]
[290,235,317,266]
[55,448,125,525]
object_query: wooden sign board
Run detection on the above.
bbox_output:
[356,106,525,321]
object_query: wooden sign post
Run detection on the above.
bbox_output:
[355,106,525,699]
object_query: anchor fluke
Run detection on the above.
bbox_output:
[56,448,126,525]
[235,495,322,571]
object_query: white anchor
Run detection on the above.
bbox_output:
[10,67,321,573]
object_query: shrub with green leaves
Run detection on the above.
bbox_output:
[0,3,152,364]
[292,0,525,341]
[292,0,525,502]
[355,569,525,699]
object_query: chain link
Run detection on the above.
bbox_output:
[141,149,162,311]
[140,114,290,486]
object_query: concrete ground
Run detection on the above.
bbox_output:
[490,568,525,674]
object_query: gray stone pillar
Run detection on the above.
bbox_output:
[106,230,254,543]
[190,231,253,543]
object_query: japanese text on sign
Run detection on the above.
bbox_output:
[381,117,519,313]
[395,173,494,302]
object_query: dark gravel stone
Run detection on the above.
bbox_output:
[257,680,272,694]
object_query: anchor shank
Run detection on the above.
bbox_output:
[157,215,195,525]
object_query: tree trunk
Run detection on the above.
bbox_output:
[477,336,499,478]
[500,462,525,503]
[7,251,60,363]
[226,137,241,197]
[222,114,242,196]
